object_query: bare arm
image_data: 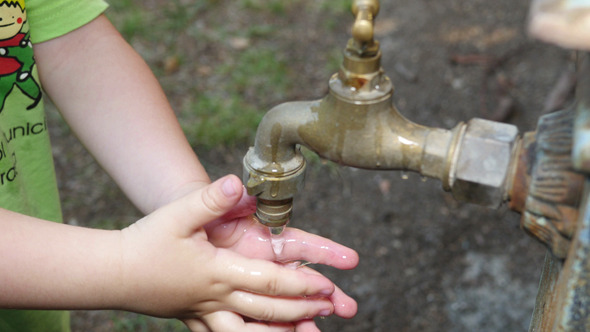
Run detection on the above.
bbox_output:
[0,208,122,310]
[33,15,208,213]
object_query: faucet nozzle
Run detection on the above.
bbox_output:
[255,198,293,229]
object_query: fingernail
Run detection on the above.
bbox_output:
[320,288,334,296]
[318,309,332,317]
[221,178,238,197]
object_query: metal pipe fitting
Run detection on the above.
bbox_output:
[448,118,521,208]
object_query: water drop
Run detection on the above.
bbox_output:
[271,236,286,256]
[400,171,409,180]
[270,182,279,198]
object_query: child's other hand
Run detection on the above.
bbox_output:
[118,175,357,331]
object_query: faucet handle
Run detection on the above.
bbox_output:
[351,0,379,43]
[349,0,380,57]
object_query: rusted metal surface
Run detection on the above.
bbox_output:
[518,109,584,258]
[528,52,590,331]
[529,252,561,331]
[508,132,535,213]
[554,184,590,331]
[530,181,590,331]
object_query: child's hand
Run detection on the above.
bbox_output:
[118,175,356,331]
[199,184,359,331]
[204,218,360,332]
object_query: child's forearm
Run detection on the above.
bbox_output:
[0,208,125,310]
[33,15,209,213]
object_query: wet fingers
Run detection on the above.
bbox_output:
[217,250,335,298]
[226,290,334,323]
[202,311,296,332]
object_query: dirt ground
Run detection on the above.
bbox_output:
[52,0,576,331]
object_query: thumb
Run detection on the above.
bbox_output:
[169,174,244,237]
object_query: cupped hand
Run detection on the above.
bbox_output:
[118,175,352,331]
[205,202,359,315]
[202,183,360,331]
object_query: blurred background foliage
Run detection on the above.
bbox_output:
[106,0,351,149]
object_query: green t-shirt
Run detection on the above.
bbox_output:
[0,0,108,331]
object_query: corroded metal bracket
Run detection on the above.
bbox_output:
[526,52,590,332]
[510,109,584,259]
[529,181,590,331]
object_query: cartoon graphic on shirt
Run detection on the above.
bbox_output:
[0,0,41,112]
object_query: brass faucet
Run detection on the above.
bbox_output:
[243,1,590,329]
[243,0,520,234]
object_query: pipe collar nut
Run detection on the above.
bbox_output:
[243,150,306,201]
[450,118,519,208]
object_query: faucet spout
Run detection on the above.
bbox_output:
[244,71,463,177]
[243,48,464,229]
[241,0,475,230]
[292,87,461,182]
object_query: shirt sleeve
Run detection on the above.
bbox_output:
[26,0,109,44]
